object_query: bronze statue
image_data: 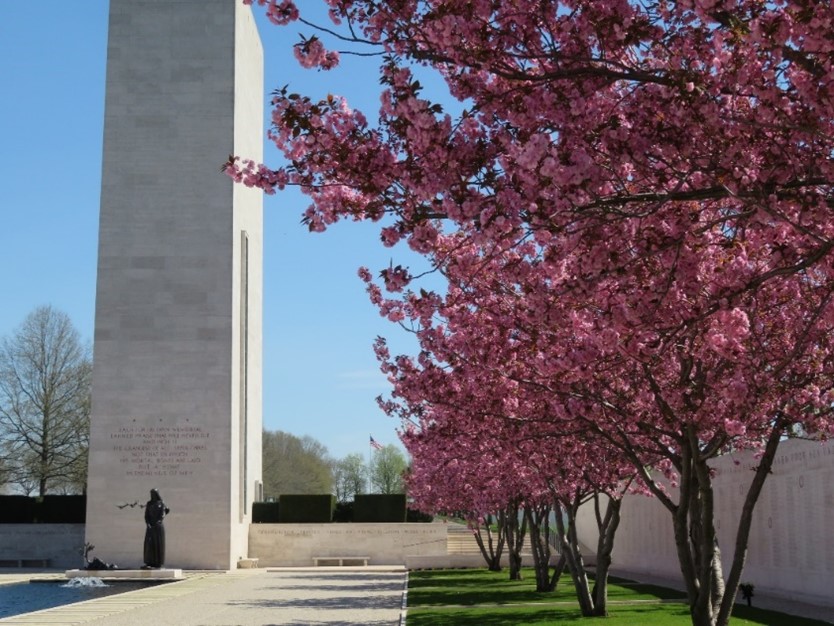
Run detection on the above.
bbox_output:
[142,488,170,569]
[81,542,118,570]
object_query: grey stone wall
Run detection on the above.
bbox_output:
[0,525,84,570]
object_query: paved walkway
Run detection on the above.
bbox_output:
[0,567,407,626]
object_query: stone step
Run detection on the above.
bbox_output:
[446,525,507,555]
[445,526,554,556]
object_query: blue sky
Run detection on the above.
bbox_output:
[0,2,432,460]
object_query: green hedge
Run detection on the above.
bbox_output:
[333,501,354,523]
[354,494,406,522]
[0,496,35,523]
[278,494,335,523]
[0,495,86,523]
[252,501,280,523]
[36,495,86,523]
[407,507,434,523]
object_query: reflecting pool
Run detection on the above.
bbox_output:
[0,578,170,619]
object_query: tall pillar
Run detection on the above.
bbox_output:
[86,0,263,569]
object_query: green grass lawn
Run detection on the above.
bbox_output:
[405,568,830,626]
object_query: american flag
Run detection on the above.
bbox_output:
[370,435,383,450]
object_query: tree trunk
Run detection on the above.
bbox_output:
[590,493,622,617]
[503,501,526,580]
[660,422,785,626]
[472,513,505,571]
[40,411,49,497]
[524,503,555,592]
[551,489,621,618]
[714,422,784,626]
[550,553,567,591]
[666,429,722,626]
[555,498,595,616]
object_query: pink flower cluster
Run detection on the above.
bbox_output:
[294,36,340,70]
[243,0,298,26]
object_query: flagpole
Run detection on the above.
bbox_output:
[368,435,383,493]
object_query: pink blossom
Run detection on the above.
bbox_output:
[293,36,340,70]
[245,0,298,26]
[380,264,411,292]
[357,267,373,282]
[724,420,747,437]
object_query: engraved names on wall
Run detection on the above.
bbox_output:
[109,421,209,478]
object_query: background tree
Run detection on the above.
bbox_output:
[368,444,407,494]
[0,458,8,494]
[47,383,90,495]
[332,452,366,502]
[261,429,333,499]
[0,306,91,495]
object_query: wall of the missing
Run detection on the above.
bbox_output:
[576,437,834,607]
[0,524,85,570]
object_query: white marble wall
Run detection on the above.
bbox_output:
[576,438,834,607]
[86,0,263,570]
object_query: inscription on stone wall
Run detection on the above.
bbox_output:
[110,423,209,477]
[254,526,441,537]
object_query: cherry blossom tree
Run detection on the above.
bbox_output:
[376,283,643,613]
[526,434,634,614]
[376,238,834,622]
[380,314,637,611]
[396,366,537,581]
[370,230,834,622]
[403,421,522,576]
[232,2,834,625]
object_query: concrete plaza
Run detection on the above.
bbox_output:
[0,567,406,626]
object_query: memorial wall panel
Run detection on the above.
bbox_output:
[576,438,834,607]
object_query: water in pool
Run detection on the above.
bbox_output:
[0,577,169,618]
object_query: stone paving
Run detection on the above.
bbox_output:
[0,568,407,626]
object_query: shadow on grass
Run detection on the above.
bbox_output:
[407,603,692,625]
[407,604,586,626]
[730,604,834,626]
[408,569,832,626]
[408,568,685,607]
[409,568,571,605]
[606,582,687,601]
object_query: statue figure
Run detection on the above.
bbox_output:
[81,542,118,570]
[142,488,170,569]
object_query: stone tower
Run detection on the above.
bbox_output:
[86,0,263,569]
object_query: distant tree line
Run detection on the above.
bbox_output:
[261,429,408,502]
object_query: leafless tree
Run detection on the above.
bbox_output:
[0,306,91,495]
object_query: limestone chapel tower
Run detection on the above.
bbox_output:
[86,0,264,569]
